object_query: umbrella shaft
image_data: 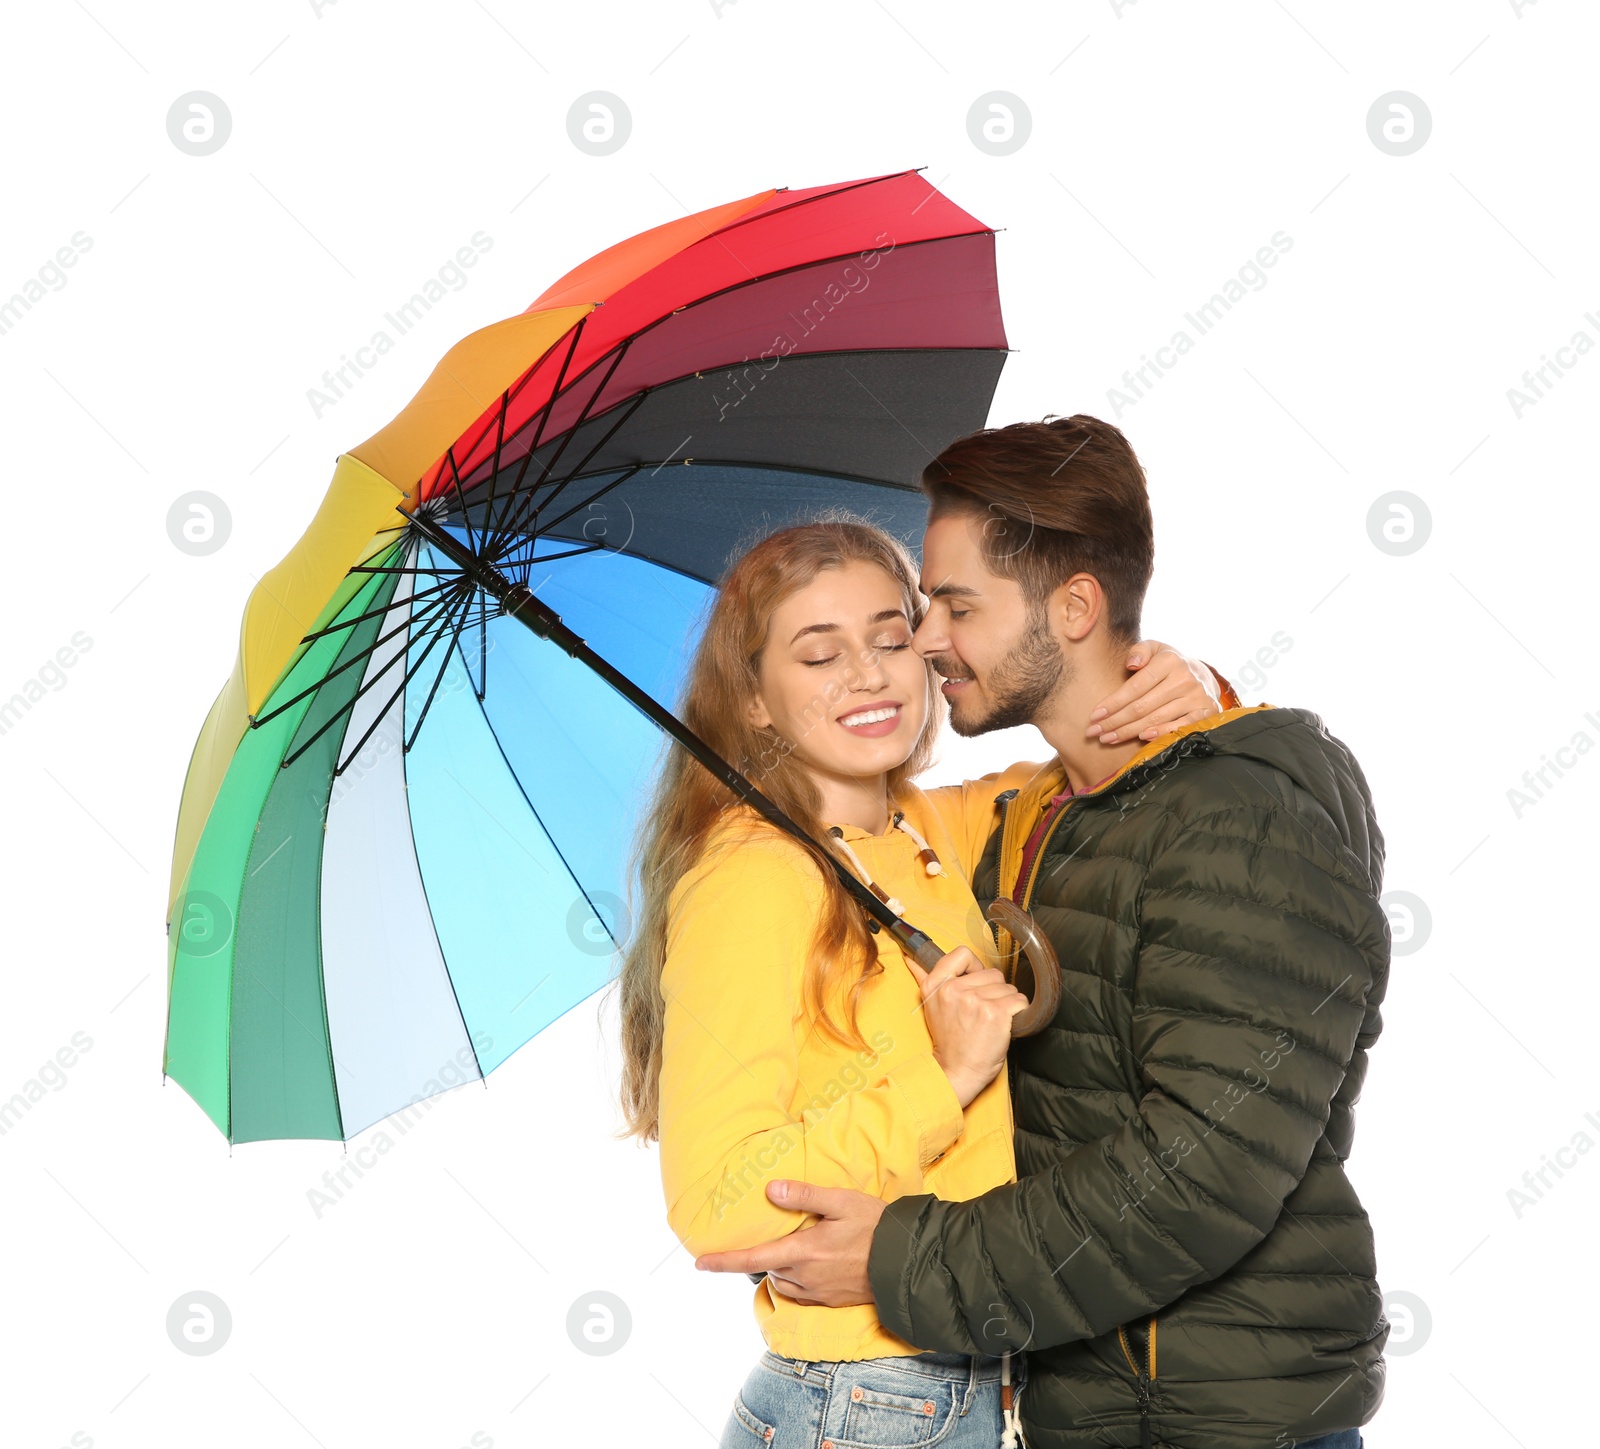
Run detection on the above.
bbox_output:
[403,510,947,970]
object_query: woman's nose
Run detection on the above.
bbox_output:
[846,642,892,689]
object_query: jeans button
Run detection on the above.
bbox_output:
[851,1387,864,1402]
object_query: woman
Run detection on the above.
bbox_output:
[615,518,1219,1448]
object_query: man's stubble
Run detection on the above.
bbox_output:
[936,604,1071,738]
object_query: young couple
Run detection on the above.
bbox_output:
[616,415,1388,1449]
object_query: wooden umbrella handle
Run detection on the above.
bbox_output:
[985,898,1062,1038]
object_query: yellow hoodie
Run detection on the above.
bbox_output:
[657,782,1017,1361]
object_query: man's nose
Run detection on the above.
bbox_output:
[911,614,945,658]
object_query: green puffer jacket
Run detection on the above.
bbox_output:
[868,706,1390,1449]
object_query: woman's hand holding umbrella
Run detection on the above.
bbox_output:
[906,945,1029,1108]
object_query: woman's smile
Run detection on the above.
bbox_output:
[837,700,903,737]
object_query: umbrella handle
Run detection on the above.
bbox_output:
[899,899,1060,1039]
[985,898,1062,1038]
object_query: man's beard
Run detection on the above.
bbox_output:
[937,608,1069,737]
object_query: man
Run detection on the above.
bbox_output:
[696,415,1389,1448]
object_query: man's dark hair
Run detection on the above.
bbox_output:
[919,414,1155,647]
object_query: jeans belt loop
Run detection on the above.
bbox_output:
[959,1353,978,1416]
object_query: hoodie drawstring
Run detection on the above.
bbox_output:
[831,815,1019,1447]
[1001,1349,1027,1447]
[892,809,944,876]
[827,811,942,917]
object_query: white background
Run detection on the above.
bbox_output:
[1,1,1593,1445]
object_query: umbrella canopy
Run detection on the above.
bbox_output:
[165,170,1009,1145]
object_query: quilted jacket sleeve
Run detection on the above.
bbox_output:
[866,794,1388,1354]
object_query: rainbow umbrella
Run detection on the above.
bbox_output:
[164,170,1012,1145]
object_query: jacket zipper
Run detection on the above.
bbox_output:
[1004,740,1204,953]
[1116,1317,1158,1448]
[1007,791,1079,970]
[988,783,1080,977]
[1006,762,1177,1445]
[989,789,1019,956]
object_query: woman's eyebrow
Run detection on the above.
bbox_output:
[788,608,908,645]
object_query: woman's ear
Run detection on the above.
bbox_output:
[746,692,772,730]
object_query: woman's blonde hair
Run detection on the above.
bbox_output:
[614,514,943,1142]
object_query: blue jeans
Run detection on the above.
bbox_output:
[719,1348,1028,1448]
[1299,1434,1363,1448]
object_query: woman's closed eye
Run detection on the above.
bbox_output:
[800,641,911,667]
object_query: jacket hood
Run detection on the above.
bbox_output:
[1192,706,1383,888]
[991,704,1384,895]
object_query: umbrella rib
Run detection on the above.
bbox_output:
[285,579,473,772]
[707,170,922,242]
[533,464,645,541]
[473,228,990,479]
[483,388,508,533]
[630,231,996,340]
[431,332,573,503]
[486,269,1000,555]
[491,389,646,560]
[297,577,461,642]
[338,574,475,772]
[406,509,954,977]
[533,333,635,482]
[400,578,482,755]
[514,380,647,543]
[517,360,637,542]
[496,539,607,580]
[444,225,998,554]
[502,314,588,508]
[444,445,476,556]
[253,585,463,730]
[487,337,636,558]
[451,179,948,507]
[477,572,488,700]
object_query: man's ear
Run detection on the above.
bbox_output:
[1048,572,1104,643]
